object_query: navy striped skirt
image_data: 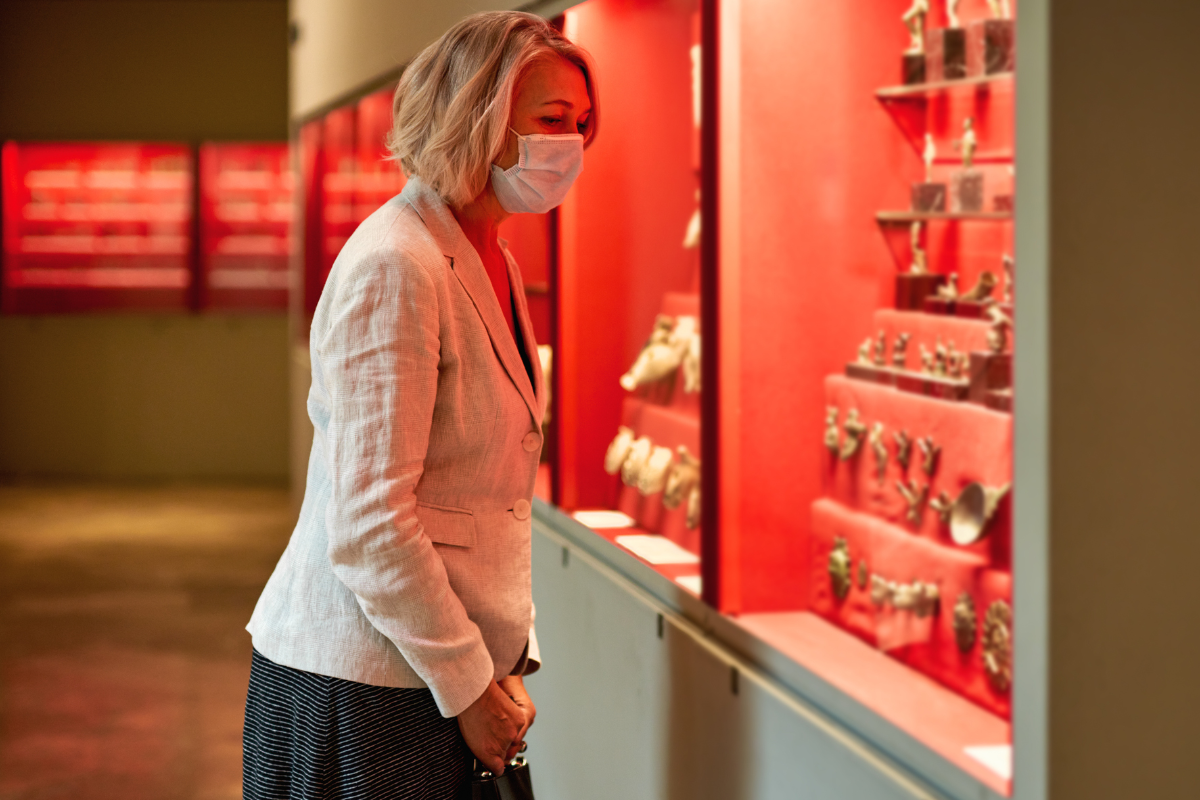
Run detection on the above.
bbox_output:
[243,649,471,800]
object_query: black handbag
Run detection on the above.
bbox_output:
[467,755,535,800]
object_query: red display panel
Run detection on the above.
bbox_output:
[1,141,193,313]
[197,143,292,311]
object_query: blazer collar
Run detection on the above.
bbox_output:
[401,178,543,426]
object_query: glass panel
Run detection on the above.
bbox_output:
[555,0,706,595]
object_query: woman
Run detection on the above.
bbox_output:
[243,11,597,798]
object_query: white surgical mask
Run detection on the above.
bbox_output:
[490,128,584,214]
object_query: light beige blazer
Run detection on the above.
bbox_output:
[248,178,546,718]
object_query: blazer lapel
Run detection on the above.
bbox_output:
[402,179,541,427]
[503,242,546,419]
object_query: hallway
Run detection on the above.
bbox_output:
[0,485,292,800]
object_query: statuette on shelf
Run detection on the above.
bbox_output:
[902,0,930,55]
[918,435,941,477]
[829,537,852,600]
[946,343,967,379]
[894,429,913,471]
[619,315,697,391]
[937,273,960,300]
[621,436,653,487]
[930,490,954,523]
[604,426,636,475]
[953,592,977,653]
[950,118,984,212]
[986,303,1013,353]
[682,331,701,393]
[960,271,997,302]
[958,117,977,169]
[892,333,911,369]
[840,409,868,460]
[946,0,962,29]
[873,330,888,367]
[950,482,1011,545]
[919,344,934,375]
[824,407,840,454]
[909,221,928,274]
[869,422,888,485]
[637,445,675,496]
[912,135,948,212]
[897,479,929,523]
[857,338,873,365]
[923,133,936,183]
[933,337,949,376]
[663,446,701,511]
[982,600,1013,692]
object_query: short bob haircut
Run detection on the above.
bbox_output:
[387,11,599,208]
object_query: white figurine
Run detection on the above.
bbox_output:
[604,426,636,475]
[923,133,937,183]
[902,0,930,55]
[637,445,675,496]
[909,221,927,274]
[946,0,962,29]
[682,331,701,393]
[621,436,653,487]
[664,447,701,511]
[619,315,697,391]
[959,117,978,169]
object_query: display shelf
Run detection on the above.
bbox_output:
[875,71,1013,101]
[877,210,1012,223]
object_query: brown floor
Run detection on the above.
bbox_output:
[0,484,293,800]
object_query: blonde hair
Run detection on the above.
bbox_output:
[387,11,599,207]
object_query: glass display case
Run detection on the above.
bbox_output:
[197,142,293,311]
[0,141,194,313]
[546,0,1018,794]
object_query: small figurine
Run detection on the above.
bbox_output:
[829,537,853,600]
[918,435,941,477]
[930,490,954,523]
[857,337,873,365]
[960,271,998,302]
[953,592,977,653]
[957,117,978,169]
[950,482,1012,545]
[937,273,960,300]
[824,407,841,453]
[893,429,913,471]
[897,479,929,524]
[663,446,701,510]
[869,422,888,485]
[922,132,937,183]
[637,445,675,496]
[987,0,1012,19]
[909,221,928,274]
[1002,254,1014,304]
[946,0,962,28]
[934,337,948,376]
[839,409,868,460]
[619,315,697,391]
[873,330,888,367]
[919,343,935,375]
[892,333,911,369]
[983,600,1013,692]
[604,426,636,475]
[946,341,966,379]
[621,436,653,487]
[902,0,930,55]
[986,303,1014,353]
[682,331,702,393]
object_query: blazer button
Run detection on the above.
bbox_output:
[512,498,531,520]
[522,432,541,452]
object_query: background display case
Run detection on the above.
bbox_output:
[197,142,293,311]
[1,142,194,313]
[546,0,1017,794]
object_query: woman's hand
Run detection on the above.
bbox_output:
[457,681,524,775]
[497,674,536,760]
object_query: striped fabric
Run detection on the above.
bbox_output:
[244,649,470,800]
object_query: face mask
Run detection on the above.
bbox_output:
[490,128,584,214]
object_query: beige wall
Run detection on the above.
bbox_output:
[0,1,291,481]
[288,0,575,118]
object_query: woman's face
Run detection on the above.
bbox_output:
[496,55,592,170]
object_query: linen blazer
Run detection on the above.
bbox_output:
[248,178,546,718]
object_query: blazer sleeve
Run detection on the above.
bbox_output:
[318,245,494,718]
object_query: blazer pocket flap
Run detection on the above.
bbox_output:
[416,502,477,548]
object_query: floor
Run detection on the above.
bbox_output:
[0,484,294,800]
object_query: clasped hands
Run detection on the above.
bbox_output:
[457,675,536,775]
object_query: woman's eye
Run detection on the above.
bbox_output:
[542,117,562,126]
